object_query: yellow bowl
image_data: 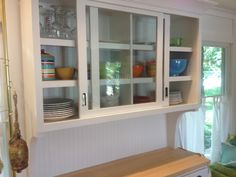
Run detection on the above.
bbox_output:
[55,67,75,80]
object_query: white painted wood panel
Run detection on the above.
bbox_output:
[30,115,167,177]
[0,59,8,116]
[201,14,234,43]
[0,26,8,115]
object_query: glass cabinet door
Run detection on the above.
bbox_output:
[132,14,157,105]
[86,6,161,110]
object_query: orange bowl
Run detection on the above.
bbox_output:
[133,65,144,77]
[55,67,75,80]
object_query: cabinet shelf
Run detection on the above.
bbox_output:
[41,80,77,88]
[133,77,155,83]
[40,38,76,47]
[133,44,155,51]
[170,47,192,52]
[99,77,155,85]
[99,42,129,49]
[168,76,192,82]
[99,42,155,51]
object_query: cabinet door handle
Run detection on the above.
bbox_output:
[165,87,168,98]
[82,93,87,106]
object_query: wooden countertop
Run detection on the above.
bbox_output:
[56,147,210,177]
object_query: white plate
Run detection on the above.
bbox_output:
[44,112,74,117]
[44,110,74,116]
[43,98,73,106]
[44,107,73,112]
[44,112,74,119]
[44,115,74,122]
[44,111,74,115]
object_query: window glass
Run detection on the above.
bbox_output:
[202,46,225,97]
[202,45,226,157]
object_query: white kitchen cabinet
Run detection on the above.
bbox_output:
[20,0,201,135]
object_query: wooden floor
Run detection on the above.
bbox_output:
[56,147,209,177]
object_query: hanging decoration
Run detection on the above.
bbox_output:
[9,92,28,173]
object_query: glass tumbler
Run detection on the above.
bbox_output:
[52,6,71,39]
[39,6,55,38]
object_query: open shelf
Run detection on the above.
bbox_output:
[41,80,77,88]
[99,42,155,51]
[99,42,129,49]
[40,38,76,47]
[170,47,192,52]
[133,77,155,84]
[168,76,192,82]
[133,44,155,51]
[99,77,155,85]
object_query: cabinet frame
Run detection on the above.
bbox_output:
[20,0,201,136]
[81,1,165,116]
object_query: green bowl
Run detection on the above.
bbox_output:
[170,37,182,46]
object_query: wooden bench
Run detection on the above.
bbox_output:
[56,147,210,177]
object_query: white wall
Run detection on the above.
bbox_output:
[4,0,26,177]
[230,18,236,134]
[201,13,234,43]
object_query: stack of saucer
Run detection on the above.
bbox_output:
[170,91,183,105]
[43,98,74,121]
[41,50,56,80]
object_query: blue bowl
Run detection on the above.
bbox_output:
[170,59,188,76]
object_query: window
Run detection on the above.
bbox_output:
[202,44,227,157]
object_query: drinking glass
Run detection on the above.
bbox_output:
[39,5,54,38]
[65,9,77,39]
[52,6,71,39]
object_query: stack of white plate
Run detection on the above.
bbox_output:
[170,91,183,105]
[43,98,74,121]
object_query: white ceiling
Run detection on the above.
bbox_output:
[125,0,236,14]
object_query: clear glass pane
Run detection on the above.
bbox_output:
[39,0,77,40]
[202,45,226,157]
[132,14,157,104]
[87,7,158,109]
[99,49,131,108]
[99,9,130,43]
[204,97,213,156]
[133,83,156,104]
[202,46,224,97]
[133,14,156,44]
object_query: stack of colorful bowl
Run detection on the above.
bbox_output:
[41,50,56,80]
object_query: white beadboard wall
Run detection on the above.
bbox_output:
[29,115,167,177]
